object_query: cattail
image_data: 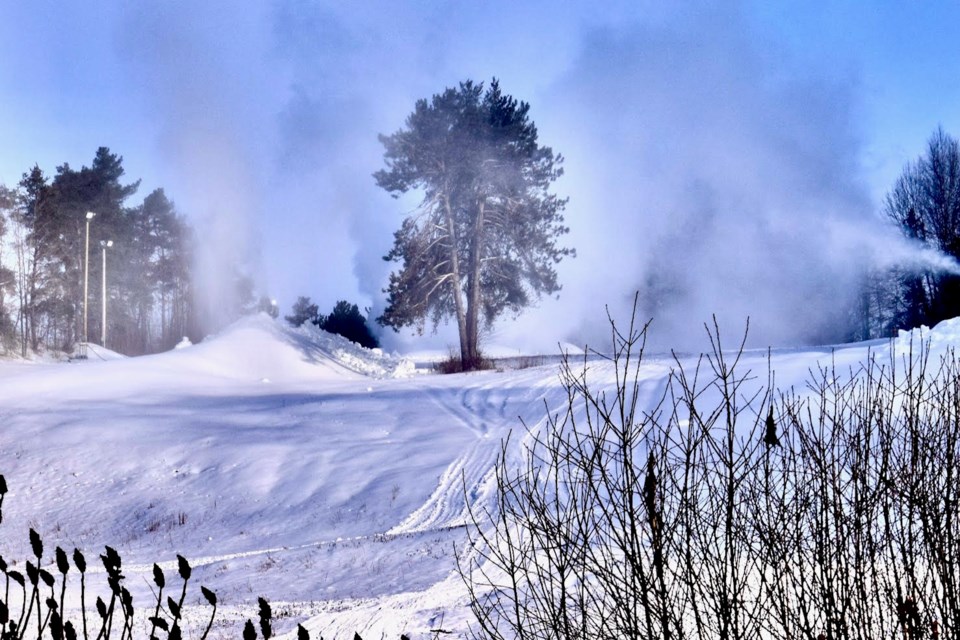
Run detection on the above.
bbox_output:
[258,597,272,640]
[29,529,42,560]
[152,564,165,589]
[243,620,257,640]
[176,555,191,581]
[55,548,69,575]
[763,405,780,447]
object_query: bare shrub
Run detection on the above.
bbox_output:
[435,348,494,374]
[461,303,960,640]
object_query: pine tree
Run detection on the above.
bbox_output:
[0,186,16,350]
[318,300,378,349]
[43,148,140,348]
[14,165,55,353]
[375,79,572,370]
[285,296,320,327]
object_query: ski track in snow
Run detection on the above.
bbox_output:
[48,350,568,637]
[116,379,518,576]
[386,386,501,535]
[387,367,569,537]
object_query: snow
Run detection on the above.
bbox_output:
[2,313,960,638]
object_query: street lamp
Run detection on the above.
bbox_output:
[82,211,96,357]
[101,240,113,347]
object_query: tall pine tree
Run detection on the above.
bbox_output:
[375,79,572,370]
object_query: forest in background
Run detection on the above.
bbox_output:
[0,127,957,359]
[0,148,198,357]
[853,128,960,342]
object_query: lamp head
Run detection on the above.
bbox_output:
[86,211,96,220]
[101,240,113,248]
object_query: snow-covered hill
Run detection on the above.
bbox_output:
[1,314,958,638]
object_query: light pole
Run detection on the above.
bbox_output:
[101,240,113,347]
[82,211,96,357]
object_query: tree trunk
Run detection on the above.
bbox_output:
[442,194,470,368]
[464,198,485,370]
[27,245,40,352]
[15,227,27,358]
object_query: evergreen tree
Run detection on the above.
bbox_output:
[318,300,379,349]
[13,165,56,352]
[6,151,197,356]
[0,186,16,349]
[144,189,195,349]
[43,148,140,348]
[375,79,572,370]
[285,296,320,327]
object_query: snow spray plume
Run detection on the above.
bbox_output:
[501,7,886,351]
[900,246,960,277]
[117,4,274,335]
[829,217,960,277]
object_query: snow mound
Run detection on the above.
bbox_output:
[284,324,415,378]
[288,320,417,379]
[895,316,960,356]
[182,314,415,382]
[84,343,127,361]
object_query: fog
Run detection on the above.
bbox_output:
[11,1,954,351]
[528,9,879,349]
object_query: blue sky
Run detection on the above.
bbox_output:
[1,1,958,349]
[747,2,960,192]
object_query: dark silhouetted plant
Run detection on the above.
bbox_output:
[0,475,357,640]
[316,301,379,349]
[461,300,960,640]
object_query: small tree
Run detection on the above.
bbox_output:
[285,296,320,327]
[318,300,379,349]
[375,79,572,370]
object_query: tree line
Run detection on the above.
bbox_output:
[851,127,960,341]
[285,296,379,349]
[1,85,952,362]
[0,148,197,357]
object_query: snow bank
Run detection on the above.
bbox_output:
[8,312,959,638]
[894,316,960,355]
[166,314,415,383]
[286,319,416,379]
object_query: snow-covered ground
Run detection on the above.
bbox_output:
[1,314,957,638]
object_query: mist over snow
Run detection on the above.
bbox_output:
[2,2,960,350]
[6,3,960,637]
[515,9,874,349]
[114,2,282,331]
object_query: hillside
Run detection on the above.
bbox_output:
[1,314,958,637]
